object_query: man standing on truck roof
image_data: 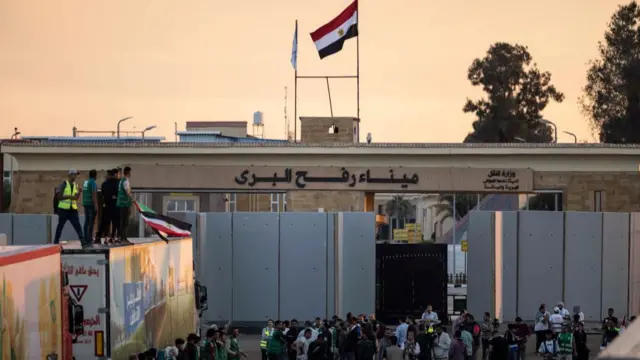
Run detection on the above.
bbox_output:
[82,169,99,247]
[97,168,120,244]
[53,169,85,246]
[116,166,134,244]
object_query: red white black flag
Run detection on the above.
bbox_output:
[310,0,358,59]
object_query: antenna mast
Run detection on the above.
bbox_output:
[284,86,291,141]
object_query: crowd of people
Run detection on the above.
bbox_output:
[123,303,636,360]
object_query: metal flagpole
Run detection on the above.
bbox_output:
[356,0,360,120]
[293,20,298,143]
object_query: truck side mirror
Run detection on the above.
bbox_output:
[195,281,208,312]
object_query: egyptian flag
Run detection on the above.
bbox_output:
[134,201,192,242]
[310,0,358,59]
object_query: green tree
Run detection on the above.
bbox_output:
[385,195,414,219]
[463,42,564,143]
[433,194,481,222]
[581,1,640,143]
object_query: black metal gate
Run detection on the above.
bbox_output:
[376,243,448,324]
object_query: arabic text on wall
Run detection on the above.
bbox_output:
[234,167,420,189]
[482,169,520,191]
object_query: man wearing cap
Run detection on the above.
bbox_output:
[53,169,85,246]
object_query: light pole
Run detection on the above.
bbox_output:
[141,125,156,140]
[116,116,133,139]
[540,119,557,143]
[563,131,577,143]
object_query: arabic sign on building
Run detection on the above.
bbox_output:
[130,165,534,192]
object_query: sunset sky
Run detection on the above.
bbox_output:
[0,0,629,143]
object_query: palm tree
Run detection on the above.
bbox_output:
[433,194,481,222]
[385,195,414,219]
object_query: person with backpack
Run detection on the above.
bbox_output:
[537,330,558,360]
[465,314,481,360]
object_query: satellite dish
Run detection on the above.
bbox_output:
[366,133,372,144]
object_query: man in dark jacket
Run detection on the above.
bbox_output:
[309,334,328,360]
[286,319,300,360]
[97,168,120,244]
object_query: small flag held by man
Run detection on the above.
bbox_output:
[310,0,358,59]
[134,201,192,241]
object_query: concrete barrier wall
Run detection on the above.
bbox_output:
[468,211,638,322]
[195,212,375,326]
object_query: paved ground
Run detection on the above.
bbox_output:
[234,332,606,360]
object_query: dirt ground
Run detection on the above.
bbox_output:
[235,333,606,360]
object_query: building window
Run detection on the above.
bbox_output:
[594,191,602,212]
[524,190,563,211]
[2,170,10,180]
[226,193,237,212]
[270,193,287,212]
[163,195,199,214]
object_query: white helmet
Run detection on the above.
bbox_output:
[553,307,560,313]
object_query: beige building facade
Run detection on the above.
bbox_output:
[2,117,640,215]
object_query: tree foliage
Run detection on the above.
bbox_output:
[433,194,480,222]
[385,195,414,219]
[463,42,564,143]
[581,1,640,143]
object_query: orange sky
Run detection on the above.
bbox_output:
[0,0,628,143]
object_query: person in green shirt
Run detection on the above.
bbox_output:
[556,324,575,360]
[228,329,248,360]
[268,320,287,360]
[201,328,218,360]
[82,169,98,248]
[216,331,229,360]
[115,166,133,244]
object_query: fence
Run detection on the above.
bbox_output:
[467,211,640,323]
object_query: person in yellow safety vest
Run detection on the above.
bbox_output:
[53,169,85,246]
[261,319,275,360]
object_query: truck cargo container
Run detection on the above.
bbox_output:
[62,237,201,360]
[0,245,74,360]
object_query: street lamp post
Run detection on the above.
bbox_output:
[141,125,157,140]
[563,131,577,143]
[540,119,557,143]
[116,116,133,139]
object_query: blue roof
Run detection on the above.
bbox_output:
[178,133,288,143]
[21,136,165,142]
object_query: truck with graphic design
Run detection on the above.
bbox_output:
[62,237,206,360]
[0,244,83,360]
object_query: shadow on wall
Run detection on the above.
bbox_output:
[2,179,10,211]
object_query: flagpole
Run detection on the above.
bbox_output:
[294,19,298,143]
[356,0,360,121]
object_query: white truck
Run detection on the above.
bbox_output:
[62,237,206,360]
[0,244,82,360]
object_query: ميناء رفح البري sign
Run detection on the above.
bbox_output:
[128,165,534,192]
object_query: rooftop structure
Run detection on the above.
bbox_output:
[20,136,165,142]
